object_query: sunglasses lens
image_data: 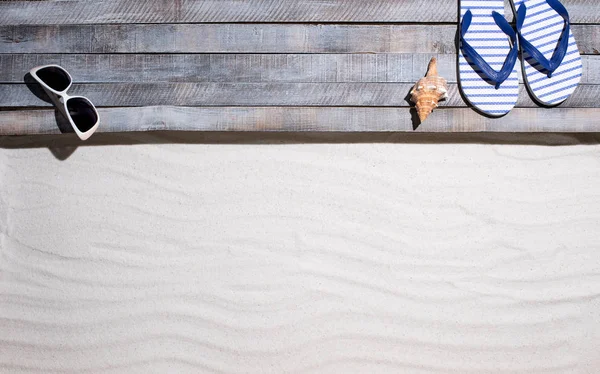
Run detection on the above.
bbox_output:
[66,98,98,133]
[36,66,71,91]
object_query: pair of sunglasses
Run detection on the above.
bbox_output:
[30,65,99,140]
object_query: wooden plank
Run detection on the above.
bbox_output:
[0,24,455,54]
[2,54,600,85]
[1,106,600,134]
[0,0,597,25]
[1,24,598,55]
[0,53,460,84]
[2,82,597,108]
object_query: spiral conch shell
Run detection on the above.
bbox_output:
[410,57,448,123]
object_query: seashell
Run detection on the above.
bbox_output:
[410,57,448,123]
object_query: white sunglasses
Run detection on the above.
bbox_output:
[29,65,100,140]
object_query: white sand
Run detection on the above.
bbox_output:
[1,132,600,373]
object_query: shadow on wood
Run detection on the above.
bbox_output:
[23,73,52,104]
[402,87,422,131]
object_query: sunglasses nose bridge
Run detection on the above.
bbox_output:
[59,92,71,103]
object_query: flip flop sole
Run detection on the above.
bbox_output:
[459,0,520,117]
[513,0,582,106]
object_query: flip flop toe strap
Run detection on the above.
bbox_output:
[460,10,518,89]
[516,0,570,78]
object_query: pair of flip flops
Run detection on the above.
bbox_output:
[459,0,582,116]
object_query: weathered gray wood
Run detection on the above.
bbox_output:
[1,53,458,83]
[1,106,600,134]
[0,1,598,135]
[0,24,454,54]
[3,54,600,85]
[1,24,597,55]
[2,82,596,108]
[0,0,597,25]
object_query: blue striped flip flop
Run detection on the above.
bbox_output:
[512,0,582,106]
[459,0,520,117]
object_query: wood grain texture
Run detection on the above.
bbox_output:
[2,135,600,372]
[2,106,600,134]
[1,24,598,55]
[2,54,599,85]
[0,0,598,24]
[2,82,598,108]
[0,24,455,54]
[0,0,598,134]
[1,53,461,84]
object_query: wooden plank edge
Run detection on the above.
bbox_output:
[1,106,599,134]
